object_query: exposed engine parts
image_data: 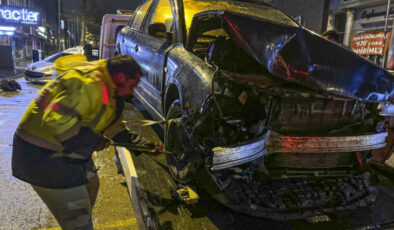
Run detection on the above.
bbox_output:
[161,10,394,219]
[169,70,389,219]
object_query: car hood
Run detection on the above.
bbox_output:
[217,11,394,102]
[26,61,53,72]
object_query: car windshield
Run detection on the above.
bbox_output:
[183,0,298,33]
[44,52,72,63]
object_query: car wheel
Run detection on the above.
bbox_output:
[165,99,202,184]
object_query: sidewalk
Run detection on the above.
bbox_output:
[14,59,32,71]
[0,59,31,80]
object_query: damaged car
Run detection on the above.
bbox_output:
[117,0,394,220]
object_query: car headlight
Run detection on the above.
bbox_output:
[41,67,54,75]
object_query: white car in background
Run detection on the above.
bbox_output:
[24,52,76,83]
[24,46,96,83]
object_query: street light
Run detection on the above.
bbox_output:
[58,0,61,52]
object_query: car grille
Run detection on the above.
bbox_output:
[273,98,365,133]
[265,96,381,171]
[266,152,354,169]
[25,70,45,78]
[221,173,376,220]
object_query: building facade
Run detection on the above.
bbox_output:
[272,0,331,34]
[330,0,393,66]
[0,0,58,67]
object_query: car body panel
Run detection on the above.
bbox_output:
[165,45,215,114]
[204,11,394,102]
[118,0,394,219]
[128,29,163,112]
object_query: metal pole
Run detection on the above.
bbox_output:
[343,10,354,47]
[382,0,391,68]
[58,0,61,52]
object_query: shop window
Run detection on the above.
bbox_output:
[334,13,346,44]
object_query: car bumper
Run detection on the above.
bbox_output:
[211,131,270,171]
[24,70,52,83]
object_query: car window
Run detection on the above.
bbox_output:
[44,53,72,63]
[183,0,298,34]
[191,26,260,74]
[130,0,153,31]
[145,0,174,34]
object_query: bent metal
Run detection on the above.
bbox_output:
[0,7,39,25]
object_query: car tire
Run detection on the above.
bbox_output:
[165,99,202,184]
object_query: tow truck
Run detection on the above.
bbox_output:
[99,10,133,59]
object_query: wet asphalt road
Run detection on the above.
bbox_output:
[0,75,137,229]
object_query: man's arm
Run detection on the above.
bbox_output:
[112,130,161,156]
[41,77,103,161]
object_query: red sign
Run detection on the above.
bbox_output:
[351,32,391,55]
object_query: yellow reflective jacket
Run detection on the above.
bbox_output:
[16,55,125,152]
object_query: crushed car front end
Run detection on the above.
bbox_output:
[165,4,394,220]
[184,70,389,220]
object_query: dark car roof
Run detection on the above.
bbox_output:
[182,0,299,31]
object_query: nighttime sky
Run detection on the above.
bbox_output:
[63,0,143,14]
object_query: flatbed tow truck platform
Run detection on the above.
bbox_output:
[117,101,394,230]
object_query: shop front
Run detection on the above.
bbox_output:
[335,0,394,67]
[0,5,41,67]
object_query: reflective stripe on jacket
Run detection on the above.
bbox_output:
[16,55,126,152]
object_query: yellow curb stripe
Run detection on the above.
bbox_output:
[39,218,137,230]
[95,218,138,229]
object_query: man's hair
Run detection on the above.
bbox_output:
[322,30,339,42]
[83,43,92,52]
[106,55,142,79]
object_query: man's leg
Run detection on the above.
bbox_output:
[32,185,93,230]
[84,159,100,208]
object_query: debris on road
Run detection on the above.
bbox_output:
[0,79,22,91]
[172,185,199,205]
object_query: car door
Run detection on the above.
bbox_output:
[118,0,153,57]
[131,0,176,120]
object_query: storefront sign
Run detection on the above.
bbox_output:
[359,4,394,25]
[351,32,391,55]
[361,7,393,20]
[0,5,40,25]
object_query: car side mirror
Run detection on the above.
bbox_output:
[148,23,170,40]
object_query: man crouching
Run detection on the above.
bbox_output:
[12,55,160,229]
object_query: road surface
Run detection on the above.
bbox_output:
[0,76,137,230]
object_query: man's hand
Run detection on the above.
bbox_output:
[113,131,165,156]
[96,137,110,151]
[151,141,164,156]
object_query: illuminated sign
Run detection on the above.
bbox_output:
[351,32,391,55]
[0,6,40,25]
